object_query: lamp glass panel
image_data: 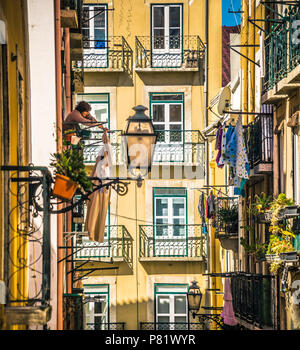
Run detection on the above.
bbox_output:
[126,134,156,168]
[127,121,154,134]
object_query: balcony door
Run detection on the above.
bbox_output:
[153,188,187,256]
[155,284,188,330]
[151,93,184,162]
[82,5,108,68]
[84,285,109,330]
[151,4,183,67]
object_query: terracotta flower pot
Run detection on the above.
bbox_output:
[52,173,78,201]
[64,132,76,143]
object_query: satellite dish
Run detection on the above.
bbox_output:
[217,86,231,116]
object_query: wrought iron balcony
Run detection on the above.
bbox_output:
[73,225,133,265]
[263,6,300,92]
[140,322,205,331]
[86,322,125,330]
[230,273,275,329]
[135,35,205,71]
[75,36,133,75]
[139,224,206,259]
[244,113,273,174]
[153,130,205,165]
[81,130,124,166]
[80,129,205,166]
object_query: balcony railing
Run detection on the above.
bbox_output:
[140,322,205,331]
[135,35,205,70]
[263,6,300,92]
[86,322,125,330]
[244,113,273,172]
[73,225,133,265]
[153,130,205,165]
[231,273,275,329]
[76,36,133,75]
[79,129,205,166]
[139,224,206,259]
[81,130,124,165]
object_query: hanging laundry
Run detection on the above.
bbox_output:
[85,131,112,243]
[216,125,224,168]
[233,116,250,196]
[198,192,206,223]
[206,191,215,219]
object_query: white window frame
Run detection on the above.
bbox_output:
[155,284,188,329]
[82,4,108,68]
[151,4,182,55]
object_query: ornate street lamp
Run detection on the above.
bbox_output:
[187,280,225,330]
[187,280,202,316]
[122,105,157,172]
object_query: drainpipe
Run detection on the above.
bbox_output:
[55,0,63,330]
[64,27,73,295]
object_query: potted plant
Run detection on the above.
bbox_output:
[240,237,267,263]
[218,204,238,235]
[269,193,295,224]
[250,193,273,223]
[50,146,93,201]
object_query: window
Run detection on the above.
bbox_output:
[154,187,187,237]
[155,284,188,330]
[153,188,187,256]
[150,93,184,144]
[151,4,183,67]
[76,94,110,164]
[82,4,108,67]
[150,93,185,162]
[77,93,109,126]
[84,284,109,330]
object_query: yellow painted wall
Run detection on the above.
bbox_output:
[0,0,30,330]
[79,0,222,329]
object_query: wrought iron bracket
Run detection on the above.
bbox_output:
[1,164,143,215]
[191,312,225,330]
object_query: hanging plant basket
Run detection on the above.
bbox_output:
[257,211,272,223]
[52,173,78,201]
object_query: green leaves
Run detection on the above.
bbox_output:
[50,146,93,193]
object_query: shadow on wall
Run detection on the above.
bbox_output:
[137,71,204,86]
[84,72,134,87]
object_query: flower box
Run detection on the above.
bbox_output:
[279,251,299,262]
[281,206,300,218]
[265,254,281,263]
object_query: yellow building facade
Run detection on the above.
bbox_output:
[0,0,30,330]
[71,0,223,330]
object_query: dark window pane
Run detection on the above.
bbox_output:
[169,30,180,49]
[153,30,165,49]
[153,7,164,27]
[94,7,106,27]
[82,7,90,28]
[94,301,104,314]
[170,6,181,27]
[95,29,105,41]
[170,105,182,122]
[153,105,165,122]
